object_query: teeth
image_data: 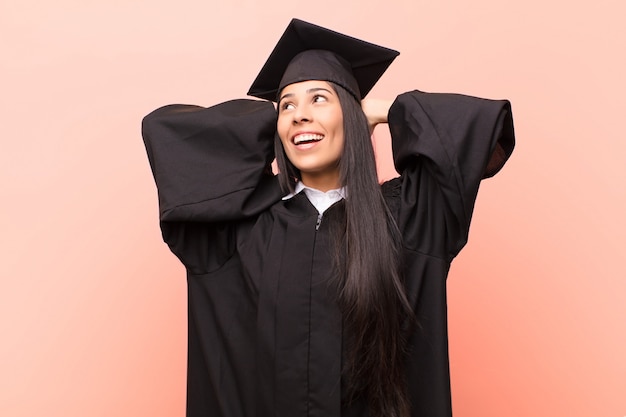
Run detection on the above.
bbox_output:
[294,134,324,144]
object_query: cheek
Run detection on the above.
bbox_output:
[334,119,345,148]
[276,116,289,142]
[277,127,290,150]
[276,122,294,157]
[330,109,343,139]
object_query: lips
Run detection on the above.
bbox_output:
[293,133,324,145]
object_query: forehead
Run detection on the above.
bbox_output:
[280,80,334,96]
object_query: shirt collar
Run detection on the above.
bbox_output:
[282,181,347,200]
[282,182,347,215]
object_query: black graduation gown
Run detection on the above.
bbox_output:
[141,90,515,417]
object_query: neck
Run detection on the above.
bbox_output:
[300,172,341,192]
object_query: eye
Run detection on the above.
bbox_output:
[313,95,328,103]
[280,102,295,111]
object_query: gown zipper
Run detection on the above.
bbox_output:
[315,213,323,230]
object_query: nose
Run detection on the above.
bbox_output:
[293,104,311,124]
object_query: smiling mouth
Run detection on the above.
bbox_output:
[293,133,324,145]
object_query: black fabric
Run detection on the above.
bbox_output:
[278,50,361,101]
[141,90,515,417]
[248,19,399,101]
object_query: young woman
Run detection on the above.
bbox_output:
[142,19,515,417]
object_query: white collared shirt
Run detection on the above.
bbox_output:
[282,182,347,215]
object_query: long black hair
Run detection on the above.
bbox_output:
[274,82,414,417]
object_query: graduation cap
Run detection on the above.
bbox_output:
[247,19,399,101]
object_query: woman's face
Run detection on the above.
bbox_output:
[277,80,344,191]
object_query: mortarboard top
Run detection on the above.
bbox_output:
[247,18,399,101]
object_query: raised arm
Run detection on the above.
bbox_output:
[142,99,282,223]
[361,98,394,134]
[142,99,283,272]
[383,90,515,259]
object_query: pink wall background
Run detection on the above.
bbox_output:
[1,1,624,416]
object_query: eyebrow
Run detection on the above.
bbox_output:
[278,87,334,104]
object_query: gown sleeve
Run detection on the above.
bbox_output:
[141,99,283,272]
[387,90,515,260]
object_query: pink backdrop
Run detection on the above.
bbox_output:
[2,1,624,416]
